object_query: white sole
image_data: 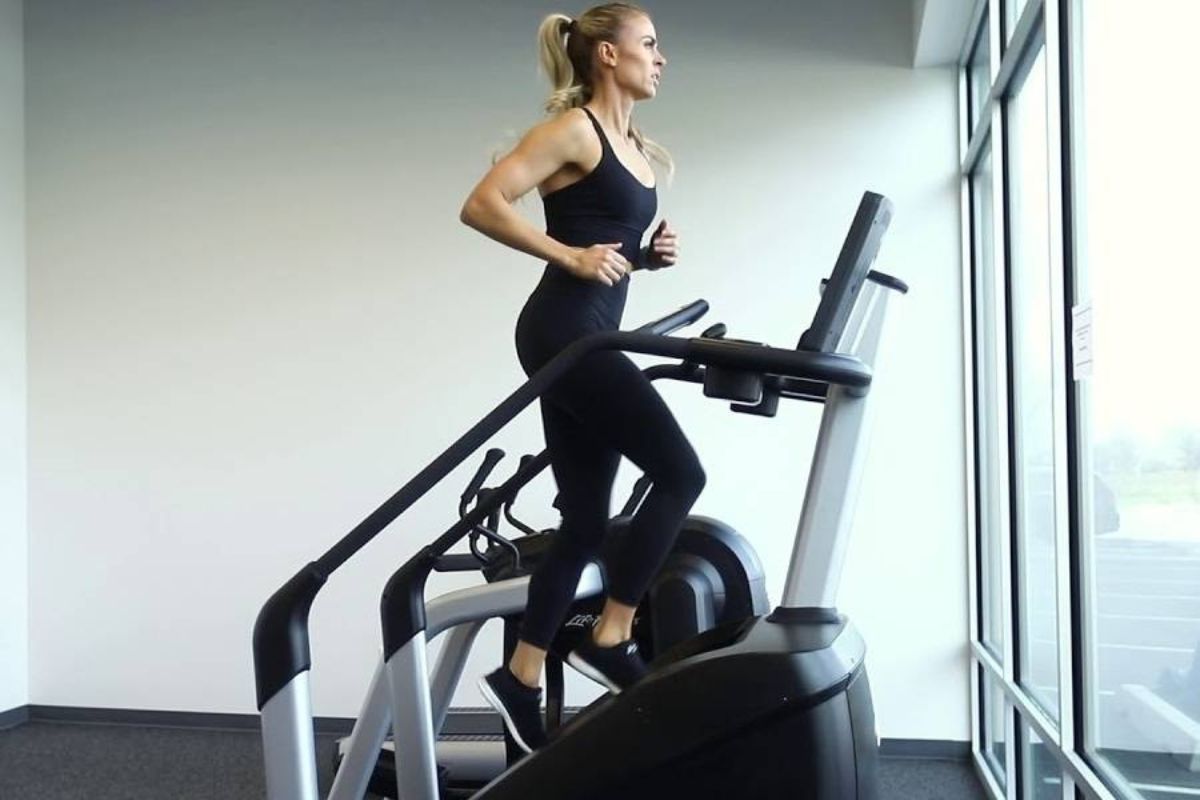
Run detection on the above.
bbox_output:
[477,676,537,754]
[566,652,623,694]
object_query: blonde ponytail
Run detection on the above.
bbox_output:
[538,14,592,115]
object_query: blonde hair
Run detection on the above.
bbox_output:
[536,3,674,180]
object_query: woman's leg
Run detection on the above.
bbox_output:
[511,400,622,684]
[481,397,619,751]
[482,351,706,745]
[545,351,707,690]
[552,351,707,611]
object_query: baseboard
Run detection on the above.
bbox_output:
[23,705,355,735]
[878,738,971,760]
[19,705,495,737]
[442,708,505,735]
[14,705,969,760]
[0,705,31,731]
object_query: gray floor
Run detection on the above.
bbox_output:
[0,722,988,799]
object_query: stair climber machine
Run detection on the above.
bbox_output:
[253,190,908,800]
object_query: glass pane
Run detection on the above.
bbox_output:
[982,667,1009,787]
[1021,719,1065,799]
[1076,2,1200,797]
[973,141,1006,659]
[968,10,992,133]
[1008,43,1060,722]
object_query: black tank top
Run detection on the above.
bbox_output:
[527,107,658,333]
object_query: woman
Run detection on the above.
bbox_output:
[459,3,705,753]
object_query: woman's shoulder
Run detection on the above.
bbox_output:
[535,107,593,141]
[520,107,597,163]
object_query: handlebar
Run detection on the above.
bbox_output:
[633,299,709,336]
[503,455,542,538]
[459,448,505,518]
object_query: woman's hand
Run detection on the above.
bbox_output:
[564,243,631,286]
[644,220,679,269]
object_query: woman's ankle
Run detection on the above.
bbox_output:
[591,626,631,648]
[506,666,540,690]
[508,641,546,689]
[593,598,637,647]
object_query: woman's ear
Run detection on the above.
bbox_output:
[597,40,618,68]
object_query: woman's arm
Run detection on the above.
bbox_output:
[637,220,678,270]
[460,111,630,286]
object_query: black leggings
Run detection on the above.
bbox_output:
[516,349,706,650]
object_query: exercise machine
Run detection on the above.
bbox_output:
[254,190,906,799]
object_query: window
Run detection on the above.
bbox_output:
[964,1,1200,797]
[1074,2,1200,796]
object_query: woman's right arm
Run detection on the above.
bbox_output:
[459,112,630,286]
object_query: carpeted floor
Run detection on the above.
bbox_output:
[0,722,989,799]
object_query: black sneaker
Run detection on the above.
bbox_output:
[567,637,648,693]
[477,667,548,753]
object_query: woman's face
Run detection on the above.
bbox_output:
[605,14,666,100]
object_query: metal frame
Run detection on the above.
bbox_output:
[962,0,1044,797]
[960,30,984,794]
[1004,6,1057,729]
[1041,0,1075,766]
[260,673,321,800]
[1059,0,1097,786]
[1055,3,1151,799]
[781,279,891,608]
[382,565,604,800]
[327,566,605,800]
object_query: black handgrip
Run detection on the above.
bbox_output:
[503,455,541,537]
[503,506,540,538]
[633,299,708,336]
[469,524,521,570]
[433,553,488,572]
[459,448,505,517]
[821,271,908,295]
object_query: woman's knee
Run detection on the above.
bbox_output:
[683,455,707,500]
[554,513,609,555]
[530,534,593,594]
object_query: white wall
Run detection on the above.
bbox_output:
[0,0,28,715]
[26,0,968,741]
